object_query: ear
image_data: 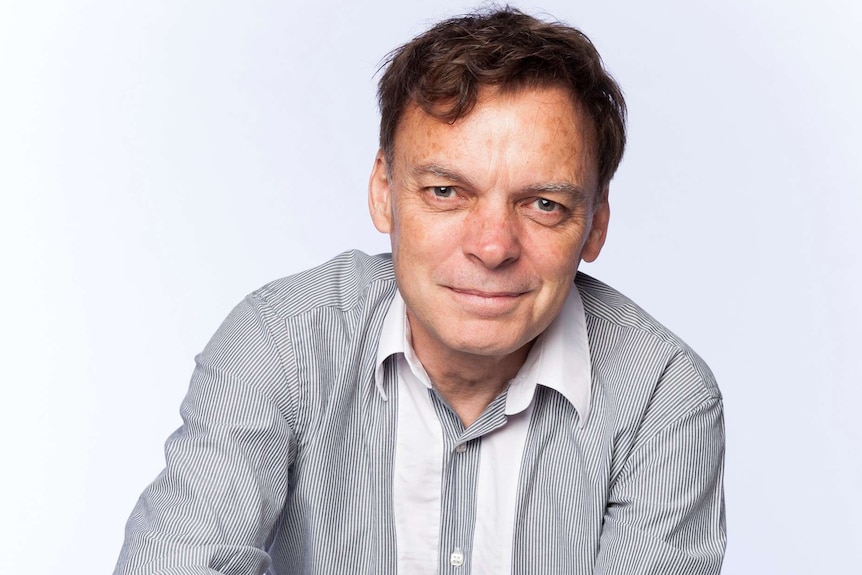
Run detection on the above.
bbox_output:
[580,188,610,263]
[368,150,393,234]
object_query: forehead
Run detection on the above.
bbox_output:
[392,86,599,190]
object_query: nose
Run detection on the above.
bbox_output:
[461,202,521,269]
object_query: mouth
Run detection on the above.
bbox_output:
[445,286,529,316]
[449,287,525,298]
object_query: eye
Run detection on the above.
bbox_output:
[523,196,570,225]
[431,186,456,198]
[534,198,559,212]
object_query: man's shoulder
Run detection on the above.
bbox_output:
[575,271,720,399]
[576,271,671,335]
[576,271,697,349]
[250,250,396,319]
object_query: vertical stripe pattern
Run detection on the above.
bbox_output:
[114,250,725,575]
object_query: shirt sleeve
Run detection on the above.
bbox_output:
[114,294,300,575]
[593,356,727,575]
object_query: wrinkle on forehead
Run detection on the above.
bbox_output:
[393,86,600,197]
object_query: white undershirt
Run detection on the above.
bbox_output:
[374,287,592,575]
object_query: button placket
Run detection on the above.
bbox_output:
[430,388,509,575]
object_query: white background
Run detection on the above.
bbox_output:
[1,0,860,572]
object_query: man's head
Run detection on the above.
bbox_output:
[377,6,626,193]
[368,7,627,369]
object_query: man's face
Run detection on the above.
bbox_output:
[368,86,609,363]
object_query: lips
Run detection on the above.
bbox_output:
[449,287,525,298]
[445,286,528,317]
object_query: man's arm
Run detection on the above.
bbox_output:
[114,294,298,575]
[594,355,726,575]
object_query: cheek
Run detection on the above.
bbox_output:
[524,228,585,278]
[390,217,437,281]
[398,210,462,257]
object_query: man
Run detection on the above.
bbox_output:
[116,7,725,575]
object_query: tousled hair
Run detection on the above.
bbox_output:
[377,6,627,191]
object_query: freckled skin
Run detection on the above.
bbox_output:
[368,86,609,424]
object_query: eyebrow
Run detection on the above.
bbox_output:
[411,163,476,188]
[524,182,593,205]
[412,163,593,204]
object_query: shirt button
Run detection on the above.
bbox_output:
[450,547,465,567]
[454,443,467,453]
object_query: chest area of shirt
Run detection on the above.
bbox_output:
[283,364,613,575]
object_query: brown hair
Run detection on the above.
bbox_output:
[377,6,627,191]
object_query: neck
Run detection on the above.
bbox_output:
[409,323,532,427]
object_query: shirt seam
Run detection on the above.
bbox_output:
[585,312,721,400]
[247,291,302,437]
[625,396,723,461]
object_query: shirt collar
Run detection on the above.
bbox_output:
[504,285,593,426]
[374,285,593,425]
[375,291,435,400]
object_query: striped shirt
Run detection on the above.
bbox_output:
[115,250,726,575]
[382,281,592,575]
